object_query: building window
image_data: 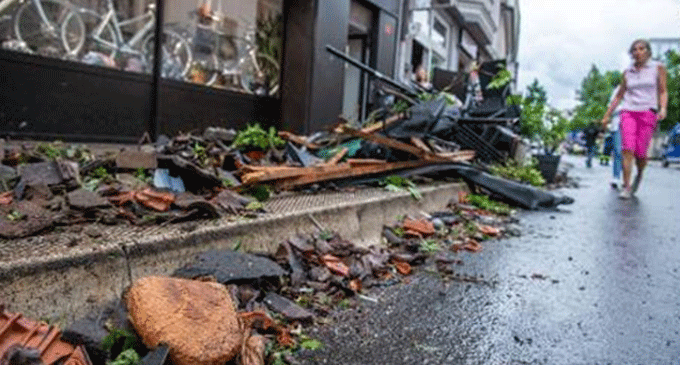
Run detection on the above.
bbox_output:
[411,9,449,73]
[0,0,283,97]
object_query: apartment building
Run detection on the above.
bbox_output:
[398,0,520,85]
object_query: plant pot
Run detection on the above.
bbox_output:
[534,154,561,183]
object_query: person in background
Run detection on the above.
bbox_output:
[602,39,668,199]
[414,65,433,92]
[583,122,601,168]
[606,85,623,188]
[601,133,613,166]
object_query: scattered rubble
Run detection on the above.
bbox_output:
[0,83,574,241]
[0,304,93,365]
[0,198,516,365]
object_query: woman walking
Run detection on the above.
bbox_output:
[602,39,668,199]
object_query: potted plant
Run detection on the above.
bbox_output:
[533,109,568,183]
[512,80,567,183]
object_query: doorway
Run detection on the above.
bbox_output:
[342,36,369,123]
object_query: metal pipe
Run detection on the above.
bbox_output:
[148,0,165,140]
[325,44,424,95]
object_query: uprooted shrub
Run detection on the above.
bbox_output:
[489,158,545,187]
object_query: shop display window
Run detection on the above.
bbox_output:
[0,0,283,96]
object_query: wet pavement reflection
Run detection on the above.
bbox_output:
[301,156,680,364]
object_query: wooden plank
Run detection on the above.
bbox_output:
[278,131,321,149]
[347,158,388,166]
[326,148,348,165]
[410,137,432,154]
[361,113,404,134]
[241,151,474,186]
[275,160,435,190]
[338,125,429,159]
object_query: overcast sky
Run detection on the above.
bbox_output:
[516,0,680,111]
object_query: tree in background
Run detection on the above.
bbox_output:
[512,79,568,155]
[517,79,547,139]
[525,78,547,105]
[570,65,621,131]
[662,50,679,131]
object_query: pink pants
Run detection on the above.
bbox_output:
[619,110,658,159]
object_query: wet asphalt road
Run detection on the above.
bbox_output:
[300,155,680,365]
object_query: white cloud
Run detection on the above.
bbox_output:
[516,0,680,111]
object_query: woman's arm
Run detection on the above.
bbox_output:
[658,64,668,121]
[602,76,626,128]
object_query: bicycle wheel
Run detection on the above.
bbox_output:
[66,8,117,59]
[239,51,280,96]
[141,29,192,79]
[14,0,83,58]
[190,51,219,85]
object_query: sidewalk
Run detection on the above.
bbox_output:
[0,180,467,322]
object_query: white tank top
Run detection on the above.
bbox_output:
[620,60,660,112]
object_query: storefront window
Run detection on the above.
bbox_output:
[169,0,283,96]
[0,0,283,97]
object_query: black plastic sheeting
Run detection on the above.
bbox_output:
[327,163,574,210]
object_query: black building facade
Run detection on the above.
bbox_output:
[0,0,403,141]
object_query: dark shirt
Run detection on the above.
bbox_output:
[583,126,600,147]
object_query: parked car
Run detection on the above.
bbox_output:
[662,122,680,167]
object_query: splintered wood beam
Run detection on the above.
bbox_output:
[339,125,472,163]
[274,159,435,190]
[337,125,428,159]
[347,158,388,165]
[361,113,405,134]
[278,131,321,149]
[326,148,348,165]
[410,137,432,153]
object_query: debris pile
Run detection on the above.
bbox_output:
[0,117,480,240]
[0,197,517,365]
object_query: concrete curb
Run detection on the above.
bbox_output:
[0,182,466,322]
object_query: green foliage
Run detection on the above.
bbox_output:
[570,65,622,131]
[134,168,151,183]
[101,327,138,354]
[487,68,513,90]
[7,210,25,222]
[91,166,112,180]
[245,201,264,211]
[391,99,410,114]
[467,194,511,215]
[525,79,547,105]
[541,109,569,154]
[35,142,93,162]
[337,298,351,309]
[490,159,546,186]
[318,229,335,241]
[662,50,680,132]
[106,349,140,365]
[419,238,440,253]
[517,80,547,139]
[232,123,285,151]
[256,14,283,94]
[515,79,568,154]
[244,184,272,202]
[191,142,211,167]
[36,142,66,160]
[299,336,323,351]
[381,175,422,200]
